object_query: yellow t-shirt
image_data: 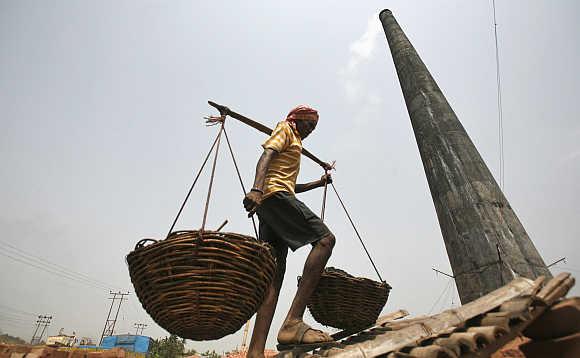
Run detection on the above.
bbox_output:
[261,121,302,198]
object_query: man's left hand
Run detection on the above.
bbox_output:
[320,173,333,186]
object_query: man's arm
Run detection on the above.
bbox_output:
[295,174,332,193]
[251,148,277,191]
[243,148,277,215]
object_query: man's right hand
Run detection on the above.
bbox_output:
[243,190,263,217]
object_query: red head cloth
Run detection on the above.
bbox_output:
[285,105,319,122]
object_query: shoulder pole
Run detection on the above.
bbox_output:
[208,100,330,170]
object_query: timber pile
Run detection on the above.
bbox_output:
[293,272,578,358]
[126,230,276,340]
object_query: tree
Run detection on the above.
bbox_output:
[149,334,186,358]
[0,333,26,345]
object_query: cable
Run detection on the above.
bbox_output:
[492,0,505,189]
[0,310,34,322]
[0,315,31,324]
[0,240,119,291]
[0,320,30,328]
[0,250,111,291]
[428,278,452,315]
[0,303,37,317]
[0,247,110,291]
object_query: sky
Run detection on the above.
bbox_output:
[1,0,579,353]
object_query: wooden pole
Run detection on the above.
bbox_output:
[208,101,330,170]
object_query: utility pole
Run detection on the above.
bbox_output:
[99,291,130,345]
[240,320,250,351]
[134,323,147,336]
[379,9,551,303]
[30,315,52,345]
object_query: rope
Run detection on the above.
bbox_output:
[166,130,222,238]
[223,127,259,239]
[200,122,224,233]
[329,182,384,283]
[320,173,329,221]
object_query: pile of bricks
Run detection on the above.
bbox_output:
[0,345,137,358]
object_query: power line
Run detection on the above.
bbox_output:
[0,311,34,322]
[428,278,453,315]
[0,250,110,291]
[0,303,37,317]
[0,246,110,290]
[0,320,29,328]
[0,240,121,291]
[0,315,31,324]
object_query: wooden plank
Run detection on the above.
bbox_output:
[208,100,330,170]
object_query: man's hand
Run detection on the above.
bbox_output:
[320,173,333,186]
[243,190,263,217]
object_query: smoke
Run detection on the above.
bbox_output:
[339,13,383,120]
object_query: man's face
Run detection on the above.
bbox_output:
[294,119,318,139]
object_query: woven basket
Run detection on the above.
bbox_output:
[307,267,391,330]
[126,230,276,340]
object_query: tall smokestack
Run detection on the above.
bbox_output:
[379,9,551,303]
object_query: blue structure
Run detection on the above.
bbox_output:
[100,334,152,353]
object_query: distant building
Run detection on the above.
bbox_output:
[100,334,152,353]
[46,329,77,347]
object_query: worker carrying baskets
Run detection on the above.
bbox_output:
[242,105,338,354]
[126,101,390,355]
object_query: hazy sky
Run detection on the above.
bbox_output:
[1,0,578,353]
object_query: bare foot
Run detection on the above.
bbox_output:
[277,319,333,345]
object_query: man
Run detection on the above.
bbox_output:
[243,105,335,356]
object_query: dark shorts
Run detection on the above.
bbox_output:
[256,191,332,252]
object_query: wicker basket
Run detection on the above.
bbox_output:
[126,230,276,340]
[307,267,391,330]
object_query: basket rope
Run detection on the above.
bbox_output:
[320,175,385,283]
[166,115,258,239]
[199,122,223,234]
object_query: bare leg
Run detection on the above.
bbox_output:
[247,246,287,358]
[278,234,336,344]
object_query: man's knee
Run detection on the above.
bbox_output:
[317,233,335,250]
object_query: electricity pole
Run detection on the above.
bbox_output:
[30,315,52,345]
[99,291,130,345]
[134,323,147,335]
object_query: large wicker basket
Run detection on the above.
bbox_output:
[126,230,276,340]
[307,267,391,331]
